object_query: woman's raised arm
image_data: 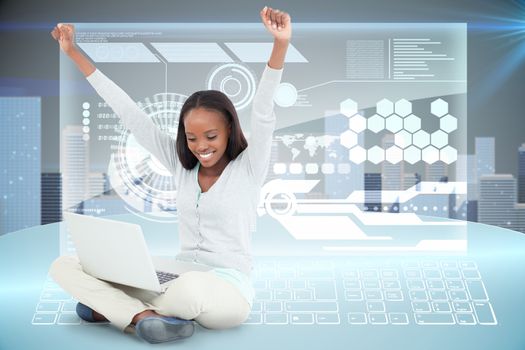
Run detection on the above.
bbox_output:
[51,23,95,77]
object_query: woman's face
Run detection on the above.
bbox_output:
[184,107,231,169]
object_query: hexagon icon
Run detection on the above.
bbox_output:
[349,114,367,133]
[367,146,385,164]
[385,145,403,164]
[394,99,412,117]
[404,114,421,133]
[431,130,448,149]
[367,114,385,133]
[404,146,421,164]
[431,98,448,117]
[340,130,358,149]
[386,115,403,133]
[440,145,458,164]
[440,114,458,133]
[376,98,394,117]
[394,130,412,149]
[349,146,366,164]
[413,130,430,148]
[422,146,440,164]
[340,98,358,117]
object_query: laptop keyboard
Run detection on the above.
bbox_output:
[32,258,497,327]
[156,271,179,284]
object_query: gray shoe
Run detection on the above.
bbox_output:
[135,316,195,344]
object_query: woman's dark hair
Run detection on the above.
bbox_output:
[176,90,248,170]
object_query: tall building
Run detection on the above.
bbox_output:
[478,175,517,231]
[519,144,525,203]
[456,154,478,200]
[476,137,495,179]
[425,161,448,182]
[364,173,382,212]
[382,134,404,190]
[515,203,525,234]
[41,173,62,225]
[0,97,41,235]
[61,125,89,212]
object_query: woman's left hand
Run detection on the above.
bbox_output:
[260,6,292,42]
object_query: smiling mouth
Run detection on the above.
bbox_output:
[198,151,215,160]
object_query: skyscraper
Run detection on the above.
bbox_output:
[519,144,525,204]
[41,173,62,225]
[382,134,404,190]
[61,125,89,212]
[364,173,382,212]
[425,161,448,182]
[0,97,41,235]
[478,174,517,231]
[476,137,495,179]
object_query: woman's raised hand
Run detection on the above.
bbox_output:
[260,6,292,42]
[50,23,77,55]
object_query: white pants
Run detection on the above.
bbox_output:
[49,256,251,332]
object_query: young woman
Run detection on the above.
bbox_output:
[49,7,291,344]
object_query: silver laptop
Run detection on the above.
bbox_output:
[63,212,211,293]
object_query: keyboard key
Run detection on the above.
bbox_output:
[412,302,431,312]
[462,269,481,279]
[344,280,361,289]
[274,290,292,300]
[449,290,468,301]
[362,280,381,289]
[473,302,497,325]
[460,261,477,269]
[290,313,314,324]
[297,270,333,279]
[367,301,385,312]
[409,290,428,301]
[341,270,359,279]
[345,290,363,301]
[415,313,455,325]
[36,302,61,313]
[285,301,338,312]
[404,269,422,279]
[251,302,262,312]
[40,289,71,301]
[423,269,442,279]
[255,290,272,300]
[244,313,262,324]
[385,290,404,301]
[443,269,461,279]
[432,302,452,312]
[427,280,445,290]
[264,313,288,324]
[317,313,340,324]
[389,313,409,325]
[364,290,383,300]
[429,291,448,301]
[57,313,82,325]
[369,313,388,324]
[421,261,438,268]
[440,261,458,269]
[382,280,401,289]
[361,269,379,279]
[381,269,399,279]
[32,313,57,325]
[309,280,337,300]
[294,289,313,300]
[466,280,488,301]
[452,302,472,312]
[61,301,77,312]
[456,313,476,325]
[348,312,367,324]
[264,301,282,312]
[445,280,465,290]
[406,280,425,290]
